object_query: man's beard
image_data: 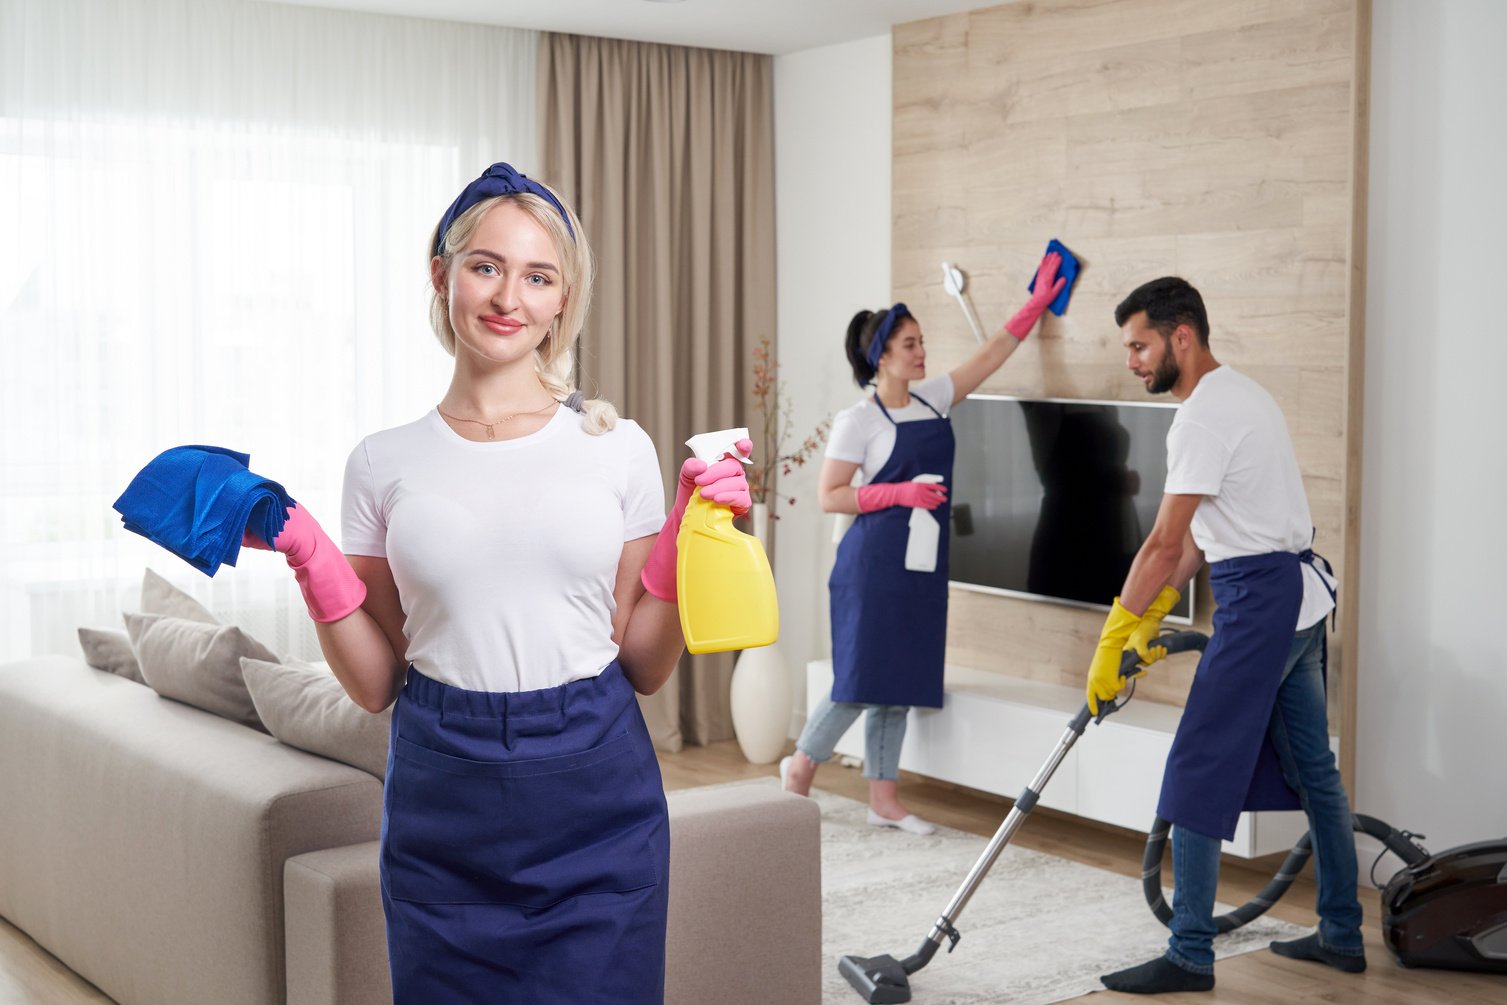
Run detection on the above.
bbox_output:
[1147,353,1180,395]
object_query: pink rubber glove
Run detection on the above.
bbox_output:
[243,504,367,623]
[856,481,948,513]
[640,438,753,603]
[1002,251,1067,340]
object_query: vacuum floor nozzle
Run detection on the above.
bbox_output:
[838,954,912,1004]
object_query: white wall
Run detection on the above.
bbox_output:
[1357,0,1507,854]
[772,35,892,734]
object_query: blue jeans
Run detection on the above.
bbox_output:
[796,698,909,781]
[1166,623,1364,973]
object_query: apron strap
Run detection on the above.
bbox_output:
[1299,527,1339,630]
[911,392,945,419]
[872,391,945,425]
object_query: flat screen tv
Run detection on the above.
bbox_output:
[947,394,1193,622]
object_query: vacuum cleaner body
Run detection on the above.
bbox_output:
[1382,838,1507,973]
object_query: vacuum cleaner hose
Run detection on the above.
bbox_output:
[1141,813,1431,933]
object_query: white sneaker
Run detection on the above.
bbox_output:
[867,808,936,835]
[779,756,793,791]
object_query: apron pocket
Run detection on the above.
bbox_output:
[385,729,663,907]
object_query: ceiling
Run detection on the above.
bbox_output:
[270,0,988,55]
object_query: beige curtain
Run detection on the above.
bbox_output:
[539,34,776,751]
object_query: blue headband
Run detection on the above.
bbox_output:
[864,303,912,376]
[433,162,575,256]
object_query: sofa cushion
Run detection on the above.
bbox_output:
[77,627,146,684]
[284,842,392,1005]
[664,785,822,1005]
[141,567,218,623]
[125,612,276,732]
[242,657,391,778]
[77,570,221,684]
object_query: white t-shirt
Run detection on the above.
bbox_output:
[1164,366,1335,629]
[826,374,955,482]
[341,406,665,693]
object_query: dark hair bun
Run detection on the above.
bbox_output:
[845,309,881,388]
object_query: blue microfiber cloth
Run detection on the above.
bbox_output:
[1027,238,1082,316]
[113,445,295,577]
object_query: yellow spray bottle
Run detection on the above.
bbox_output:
[676,428,780,654]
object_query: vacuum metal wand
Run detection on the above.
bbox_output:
[838,630,1210,1004]
[923,714,1085,950]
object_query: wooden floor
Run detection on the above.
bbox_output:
[2,739,1502,1004]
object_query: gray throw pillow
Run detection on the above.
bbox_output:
[240,657,391,778]
[141,568,218,624]
[77,627,146,684]
[124,612,276,732]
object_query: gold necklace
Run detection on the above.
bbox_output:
[437,400,557,439]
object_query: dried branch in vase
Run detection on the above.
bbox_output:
[747,336,832,519]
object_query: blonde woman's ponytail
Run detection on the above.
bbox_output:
[537,343,618,435]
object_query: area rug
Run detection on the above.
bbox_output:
[709,779,1307,1005]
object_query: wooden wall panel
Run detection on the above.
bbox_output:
[893,0,1369,730]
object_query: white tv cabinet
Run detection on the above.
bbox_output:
[806,658,1331,859]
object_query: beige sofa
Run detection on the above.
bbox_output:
[0,656,822,1005]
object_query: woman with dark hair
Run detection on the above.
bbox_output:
[780,253,1064,832]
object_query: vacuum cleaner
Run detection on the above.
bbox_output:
[837,630,1210,1003]
[1138,791,1507,974]
[1380,837,1507,972]
[840,630,1507,1002]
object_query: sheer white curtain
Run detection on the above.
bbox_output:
[0,0,538,662]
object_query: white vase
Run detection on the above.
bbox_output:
[731,642,791,764]
[747,500,769,545]
[729,502,790,764]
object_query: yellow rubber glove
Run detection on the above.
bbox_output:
[1126,585,1182,665]
[1086,598,1143,716]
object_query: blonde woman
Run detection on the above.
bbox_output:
[245,163,748,1002]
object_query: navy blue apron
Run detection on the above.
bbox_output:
[380,661,669,1004]
[1158,550,1331,840]
[829,392,955,709]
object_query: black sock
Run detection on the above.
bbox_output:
[1270,933,1367,973]
[1100,956,1214,994]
